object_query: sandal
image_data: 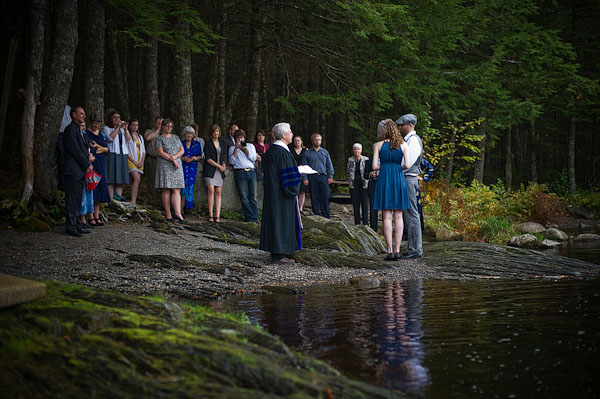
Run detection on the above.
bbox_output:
[95,218,104,226]
[208,217,214,222]
[215,217,221,223]
[88,219,97,226]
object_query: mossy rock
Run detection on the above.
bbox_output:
[14,215,51,232]
[301,216,385,255]
[0,281,400,398]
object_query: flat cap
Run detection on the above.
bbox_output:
[395,113,417,125]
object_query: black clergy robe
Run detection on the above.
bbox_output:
[259,144,302,255]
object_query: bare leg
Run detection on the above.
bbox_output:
[107,184,114,199]
[130,171,140,204]
[93,203,100,220]
[298,192,305,210]
[115,184,123,197]
[207,185,215,218]
[162,188,172,219]
[393,210,404,254]
[382,209,393,254]
[79,215,86,224]
[215,187,222,219]
[171,189,183,218]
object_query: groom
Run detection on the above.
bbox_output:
[396,113,423,259]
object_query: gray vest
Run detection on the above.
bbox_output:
[404,134,423,176]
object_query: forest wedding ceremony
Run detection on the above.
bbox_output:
[1,0,600,398]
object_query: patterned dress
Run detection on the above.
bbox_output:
[181,140,202,209]
[155,134,184,189]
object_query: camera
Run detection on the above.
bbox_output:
[240,141,247,147]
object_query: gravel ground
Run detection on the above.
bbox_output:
[0,209,427,300]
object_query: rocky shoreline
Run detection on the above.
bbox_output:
[2,203,599,302]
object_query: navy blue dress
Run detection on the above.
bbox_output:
[373,141,410,210]
[85,129,111,203]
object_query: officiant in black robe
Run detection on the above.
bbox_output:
[259,122,302,264]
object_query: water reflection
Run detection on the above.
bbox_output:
[211,279,600,398]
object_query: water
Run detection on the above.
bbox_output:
[210,279,600,398]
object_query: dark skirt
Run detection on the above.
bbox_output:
[105,152,130,185]
[92,154,110,203]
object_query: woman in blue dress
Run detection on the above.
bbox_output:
[180,126,202,211]
[85,113,110,226]
[372,120,410,260]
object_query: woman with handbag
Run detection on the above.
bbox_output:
[84,114,110,226]
[203,124,227,222]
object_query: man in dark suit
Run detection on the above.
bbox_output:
[63,105,93,237]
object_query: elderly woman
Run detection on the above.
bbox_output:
[203,124,227,222]
[180,125,202,211]
[126,118,146,204]
[155,119,185,221]
[347,143,370,225]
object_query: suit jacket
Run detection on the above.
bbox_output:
[63,120,91,178]
[203,139,227,179]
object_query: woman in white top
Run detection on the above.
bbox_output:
[126,118,146,204]
[103,109,131,200]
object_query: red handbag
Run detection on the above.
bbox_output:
[85,170,102,190]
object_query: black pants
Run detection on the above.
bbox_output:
[350,182,368,225]
[64,174,84,231]
[367,179,378,231]
[307,174,330,218]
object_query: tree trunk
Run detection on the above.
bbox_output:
[504,126,513,189]
[246,0,265,139]
[473,134,486,184]
[33,0,78,203]
[445,129,457,183]
[20,0,46,204]
[568,115,576,193]
[83,0,104,120]
[144,36,160,127]
[530,119,538,182]
[260,66,270,130]
[0,39,18,161]
[106,25,130,118]
[173,1,194,134]
[216,9,227,131]
[204,53,218,134]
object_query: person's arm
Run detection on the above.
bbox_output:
[122,122,131,141]
[228,145,237,165]
[246,143,257,162]
[326,150,334,183]
[401,142,410,169]
[372,141,382,171]
[144,126,161,142]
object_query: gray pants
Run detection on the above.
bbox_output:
[404,176,423,256]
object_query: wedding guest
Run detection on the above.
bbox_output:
[180,125,202,211]
[103,109,131,200]
[290,135,308,211]
[155,119,185,221]
[85,114,110,226]
[126,119,146,204]
[203,124,227,222]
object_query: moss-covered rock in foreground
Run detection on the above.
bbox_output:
[0,281,400,399]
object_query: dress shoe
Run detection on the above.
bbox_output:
[399,253,422,259]
[384,253,396,261]
[66,229,82,237]
[77,225,91,234]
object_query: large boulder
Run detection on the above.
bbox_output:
[573,233,600,242]
[514,222,546,234]
[508,233,539,249]
[435,227,460,241]
[544,227,569,241]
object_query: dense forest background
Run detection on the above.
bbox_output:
[0,0,599,205]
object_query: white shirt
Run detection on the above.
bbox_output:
[273,140,290,151]
[403,130,422,173]
[228,142,257,169]
[103,126,129,155]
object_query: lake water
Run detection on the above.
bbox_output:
[211,279,600,398]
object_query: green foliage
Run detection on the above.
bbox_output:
[423,180,564,243]
[548,169,569,197]
[573,192,600,214]
[107,0,217,53]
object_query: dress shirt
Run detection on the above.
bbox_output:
[302,147,334,179]
[403,130,422,173]
[229,143,257,169]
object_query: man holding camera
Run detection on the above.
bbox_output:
[228,129,259,223]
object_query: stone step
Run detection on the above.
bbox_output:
[0,273,46,308]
